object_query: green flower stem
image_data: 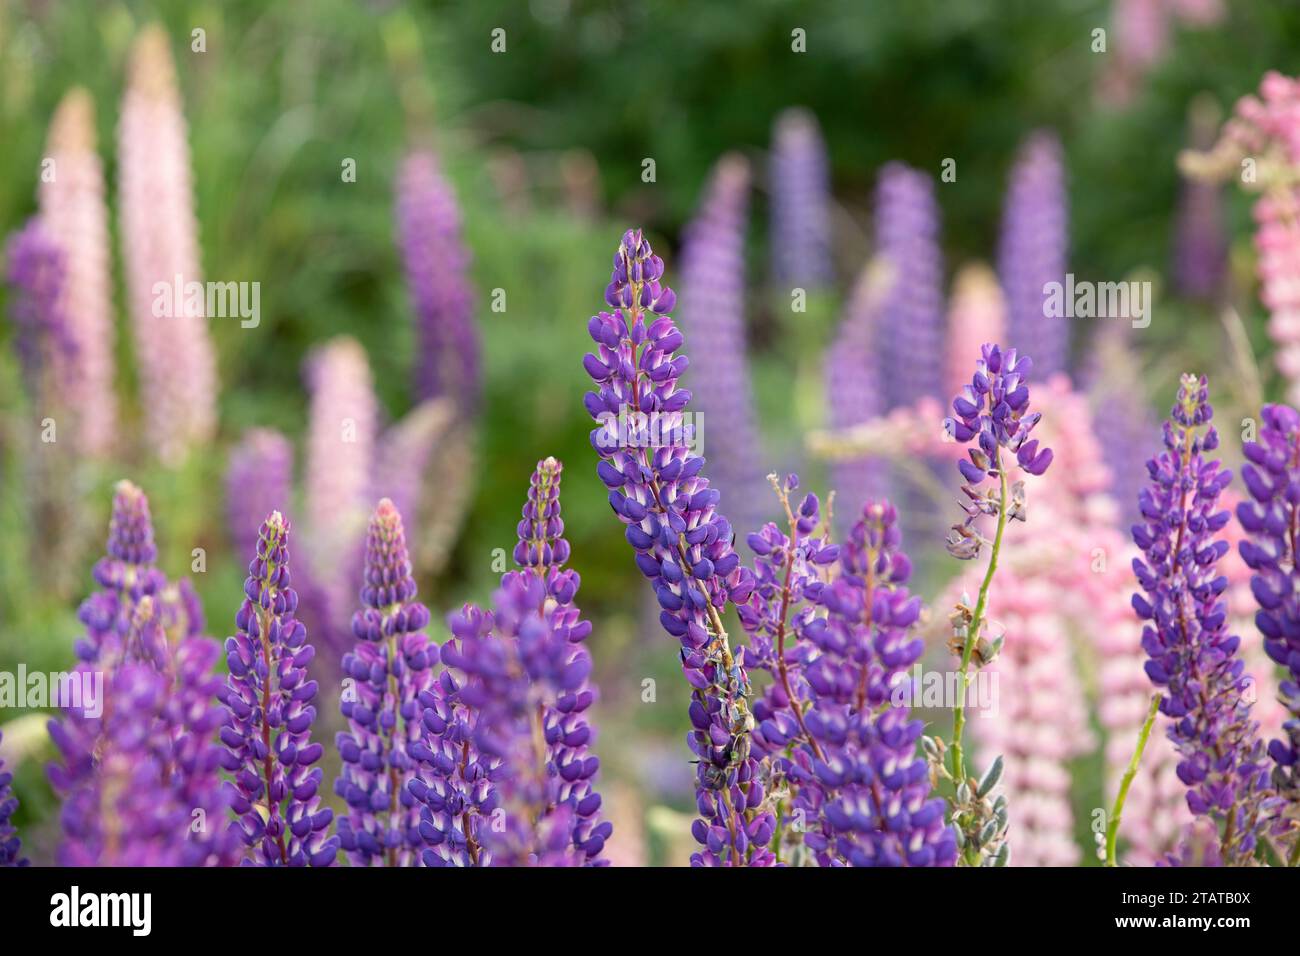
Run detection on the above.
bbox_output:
[950,464,1009,788]
[1106,693,1161,868]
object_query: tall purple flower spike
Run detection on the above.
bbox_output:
[0,731,28,866]
[770,108,834,289]
[1235,403,1300,848]
[335,499,435,866]
[1132,374,1273,863]
[876,163,945,409]
[219,511,338,866]
[997,131,1069,378]
[678,154,766,536]
[397,147,480,415]
[582,229,772,866]
[814,501,957,866]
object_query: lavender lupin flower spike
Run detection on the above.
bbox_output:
[0,731,28,867]
[335,499,435,866]
[678,154,766,535]
[5,219,76,411]
[877,163,945,408]
[397,147,480,415]
[219,511,338,866]
[583,230,771,866]
[1234,403,1300,858]
[1132,374,1273,864]
[770,109,833,289]
[226,429,294,565]
[998,131,1069,378]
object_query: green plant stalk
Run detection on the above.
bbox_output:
[1106,693,1161,867]
[950,464,1009,788]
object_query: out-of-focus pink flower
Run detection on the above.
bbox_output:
[39,88,115,456]
[118,25,217,463]
[943,265,1006,403]
[303,336,376,660]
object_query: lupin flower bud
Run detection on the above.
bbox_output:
[997,131,1069,378]
[335,499,435,866]
[1132,374,1273,863]
[397,147,480,414]
[219,512,338,866]
[119,24,217,463]
[944,344,1052,559]
[582,229,771,866]
[0,731,28,867]
[1235,403,1300,849]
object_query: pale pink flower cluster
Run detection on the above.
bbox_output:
[943,265,1006,403]
[1101,0,1224,106]
[39,89,115,456]
[303,336,376,629]
[118,26,217,463]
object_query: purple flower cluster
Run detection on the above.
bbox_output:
[738,476,838,859]
[678,154,766,536]
[814,502,956,865]
[219,511,337,866]
[770,108,834,289]
[1132,374,1272,862]
[5,217,76,405]
[335,499,435,866]
[998,131,1069,378]
[1235,403,1300,825]
[411,458,610,866]
[944,344,1052,559]
[582,229,772,866]
[0,731,27,867]
[225,428,294,564]
[397,147,480,415]
[876,163,945,409]
[49,482,239,866]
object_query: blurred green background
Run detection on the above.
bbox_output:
[0,0,1294,865]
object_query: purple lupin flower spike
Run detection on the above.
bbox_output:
[219,511,337,866]
[75,480,167,666]
[335,499,435,866]
[1235,403,1300,858]
[826,261,890,522]
[997,131,1069,378]
[582,229,772,866]
[0,731,28,867]
[1132,374,1273,864]
[397,147,480,415]
[814,501,957,866]
[510,457,610,863]
[876,163,945,409]
[737,474,840,863]
[409,601,498,867]
[5,218,77,409]
[679,154,766,536]
[944,343,1053,560]
[50,600,191,865]
[770,108,833,290]
[226,428,294,564]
